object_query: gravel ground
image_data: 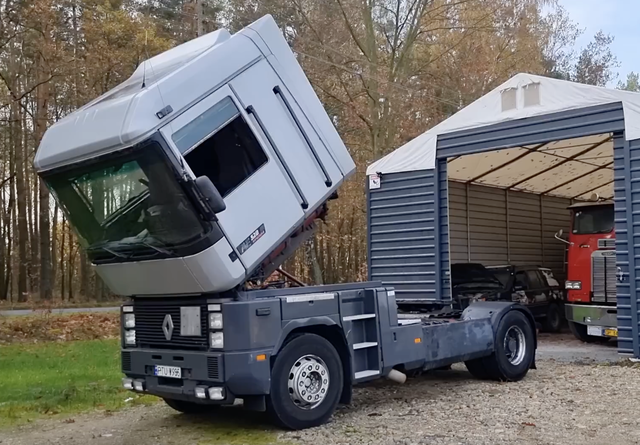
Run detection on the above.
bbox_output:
[1,337,638,445]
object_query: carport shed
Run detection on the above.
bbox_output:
[366,73,640,358]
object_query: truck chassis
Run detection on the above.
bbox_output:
[121,282,537,430]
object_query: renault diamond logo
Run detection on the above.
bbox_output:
[162,314,174,341]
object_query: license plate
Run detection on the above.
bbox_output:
[587,325,603,336]
[154,365,181,379]
[605,328,618,337]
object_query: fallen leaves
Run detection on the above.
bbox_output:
[0,312,120,344]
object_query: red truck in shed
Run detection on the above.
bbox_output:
[557,200,619,342]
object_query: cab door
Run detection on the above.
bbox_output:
[160,85,304,269]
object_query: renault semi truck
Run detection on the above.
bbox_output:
[33,15,537,430]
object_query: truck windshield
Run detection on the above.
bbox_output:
[488,268,511,287]
[43,140,206,261]
[572,206,614,235]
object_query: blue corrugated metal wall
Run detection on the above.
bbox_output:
[437,159,450,302]
[614,134,640,356]
[367,170,441,303]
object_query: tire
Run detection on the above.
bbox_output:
[163,398,219,414]
[568,321,606,343]
[542,302,563,333]
[465,359,490,379]
[464,310,535,382]
[267,333,343,430]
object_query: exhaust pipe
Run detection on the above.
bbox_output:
[386,369,407,384]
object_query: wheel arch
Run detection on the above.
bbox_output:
[463,301,538,369]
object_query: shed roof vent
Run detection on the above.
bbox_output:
[523,82,541,107]
[501,87,517,112]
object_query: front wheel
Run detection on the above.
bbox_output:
[268,333,343,430]
[542,302,563,333]
[568,321,607,343]
[465,310,535,382]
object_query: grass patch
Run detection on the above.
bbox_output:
[0,339,156,427]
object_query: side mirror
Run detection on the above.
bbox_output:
[195,176,226,214]
[556,229,563,237]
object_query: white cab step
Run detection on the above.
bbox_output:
[343,313,376,322]
[355,370,380,379]
[353,342,378,350]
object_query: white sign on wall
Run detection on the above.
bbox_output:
[369,174,381,190]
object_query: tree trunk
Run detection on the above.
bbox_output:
[36,48,52,300]
[60,220,66,301]
[309,237,323,285]
[51,204,58,295]
[12,81,29,302]
[67,225,74,301]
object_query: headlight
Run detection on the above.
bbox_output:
[208,387,225,400]
[209,313,223,329]
[565,281,582,290]
[124,313,135,328]
[210,332,224,349]
[125,330,136,345]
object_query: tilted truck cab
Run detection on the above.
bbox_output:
[34,15,537,430]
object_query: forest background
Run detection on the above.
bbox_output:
[1,0,638,305]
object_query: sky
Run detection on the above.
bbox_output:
[557,0,640,87]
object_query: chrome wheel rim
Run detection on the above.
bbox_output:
[287,354,330,410]
[504,326,526,365]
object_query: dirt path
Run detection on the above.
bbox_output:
[1,334,636,445]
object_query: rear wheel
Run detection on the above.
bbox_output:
[568,321,608,343]
[163,398,219,414]
[465,310,535,381]
[543,302,563,333]
[267,333,343,430]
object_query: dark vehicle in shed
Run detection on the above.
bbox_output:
[452,263,564,332]
[488,265,564,332]
[451,263,510,308]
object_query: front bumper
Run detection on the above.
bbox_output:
[565,303,618,336]
[121,348,272,403]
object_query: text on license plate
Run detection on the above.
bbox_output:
[605,328,618,337]
[154,365,181,378]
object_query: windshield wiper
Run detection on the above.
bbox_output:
[139,239,172,255]
[88,244,132,259]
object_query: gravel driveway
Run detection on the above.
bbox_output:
[1,335,637,445]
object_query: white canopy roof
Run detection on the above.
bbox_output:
[367,73,640,200]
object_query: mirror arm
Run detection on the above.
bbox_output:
[554,233,573,246]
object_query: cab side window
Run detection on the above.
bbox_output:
[514,271,529,290]
[525,270,545,290]
[173,97,268,198]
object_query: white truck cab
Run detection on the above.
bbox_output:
[35,15,355,296]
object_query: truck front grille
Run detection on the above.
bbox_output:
[592,250,617,303]
[597,238,615,249]
[133,298,209,351]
